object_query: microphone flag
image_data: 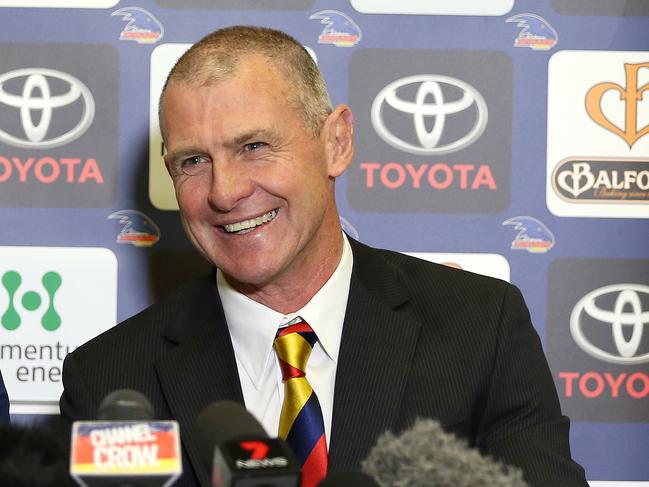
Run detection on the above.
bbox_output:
[70,420,182,487]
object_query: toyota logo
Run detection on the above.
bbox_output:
[570,284,649,364]
[0,68,95,149]
[370,75,488,156]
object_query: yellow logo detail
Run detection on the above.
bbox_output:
[585,62,649,148]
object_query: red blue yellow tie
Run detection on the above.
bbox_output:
[274,320,328,487]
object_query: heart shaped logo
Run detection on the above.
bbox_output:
[585,62,649,148]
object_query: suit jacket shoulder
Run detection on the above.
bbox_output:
[59,272,231,419]
[337,238,587,486]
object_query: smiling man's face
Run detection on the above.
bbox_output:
[161,54,348,300]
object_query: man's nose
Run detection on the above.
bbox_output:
[207,160,254,212]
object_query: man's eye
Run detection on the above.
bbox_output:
[244,141,267,152]
[180,155,210,175]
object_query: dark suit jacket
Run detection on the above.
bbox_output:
[0,369,9,423]
[60,238,588,486]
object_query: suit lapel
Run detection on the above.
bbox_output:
[329,240,422,470]
[153,275,243,487]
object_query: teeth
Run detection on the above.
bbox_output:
[222,210,277,234]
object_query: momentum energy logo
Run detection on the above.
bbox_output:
[348,49,511,213]
[547,51,649,218]
[0,44,118,207]
[0,247,117,414]
[548,259,649,422]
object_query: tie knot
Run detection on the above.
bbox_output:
[274,320,317,381]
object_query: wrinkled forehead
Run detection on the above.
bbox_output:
[160,53,292,113]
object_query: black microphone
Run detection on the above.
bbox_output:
[194,400,300,487]
[317,471,379,487]
[98,389,155,421]
[69,389,182,487]
[0,419,76,487]
[362,418,529,487]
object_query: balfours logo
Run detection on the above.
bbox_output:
[348,49,511,213]
[585,62,649,149]
[0,44,118,207]
[547,51,649,218]
[552,158,649,203]
[547,259,649,422]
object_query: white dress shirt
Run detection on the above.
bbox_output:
[217,234,353,448]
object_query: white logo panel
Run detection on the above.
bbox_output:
[547,50,649,218]
[0,247,117,414]
[403,252,510,282]
[0,0,118,6]
[0,0,119,8]
[149,43,191,211]
[350,0,513,16]
[590,483,649,486]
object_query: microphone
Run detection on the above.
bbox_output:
[69,389,182,487]
[317,471,379,487]
[0,420,76,487]
[98,389,156,421]
[194,400,300,487]
[362,418,528,487]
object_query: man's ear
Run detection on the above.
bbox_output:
[323,104,354,178]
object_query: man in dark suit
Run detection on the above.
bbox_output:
[60,26,588,487]
[0,369,9,423]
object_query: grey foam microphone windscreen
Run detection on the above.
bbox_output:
[362,418,528,487]
[97,389,155,421]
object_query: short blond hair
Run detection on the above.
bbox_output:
[159,25,332,138]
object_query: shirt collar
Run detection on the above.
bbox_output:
[218,234,353,390]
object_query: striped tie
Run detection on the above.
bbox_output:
[274,320,328,487]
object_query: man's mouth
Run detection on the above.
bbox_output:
[221,209,278,234]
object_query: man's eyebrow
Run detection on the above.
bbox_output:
[226,128,281,149]
[164,129,282,162]
[164,147,201,164]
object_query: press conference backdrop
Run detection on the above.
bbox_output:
[0,0,647,483]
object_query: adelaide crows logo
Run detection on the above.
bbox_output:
[109,210,161,247]
[506,13,558,51]
[503,216,555,253]
[309,10,361,47]
[111,7,164,44]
